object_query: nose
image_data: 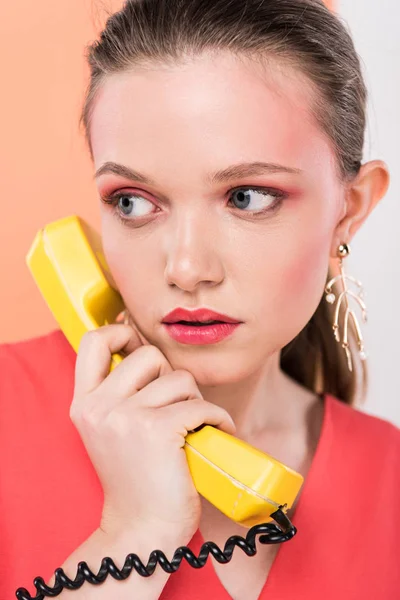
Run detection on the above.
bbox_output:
[163,209,225,292]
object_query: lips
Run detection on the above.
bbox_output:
[162,307,240,324]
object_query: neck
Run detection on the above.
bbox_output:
[197,351,317,442]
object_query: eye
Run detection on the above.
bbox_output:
[228,187,284,214]
[117,194,156,218]
[100,185,286,225]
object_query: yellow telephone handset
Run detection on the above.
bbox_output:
[26,215,303,528]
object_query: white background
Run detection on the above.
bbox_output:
[338,0,400,426]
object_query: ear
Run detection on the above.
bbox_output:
[330,160,390,258]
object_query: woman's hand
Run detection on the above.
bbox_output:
[70,322,236,542]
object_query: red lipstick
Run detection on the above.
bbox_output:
[162,307,240,324]
[161,307,242,345]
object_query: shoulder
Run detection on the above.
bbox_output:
[0,328,75,375]
[0,327,73,358]
[0,329,76,410]
[327,393,400,478]
[328,393,399,442]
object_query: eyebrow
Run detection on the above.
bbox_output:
[95,161,303,185]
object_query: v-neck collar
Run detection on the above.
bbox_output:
[191,392,334,599]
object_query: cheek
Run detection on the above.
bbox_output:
[107,256,154,307]
[286,228,330,288]
[100,223,155,314]
[276,195,335,306]
[270,234,331,339]
[105,251,161,342]
[247,225,331,350]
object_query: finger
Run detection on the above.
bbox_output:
[97,344,174,402]
[88,367,197,422]
[157,398,237,437]
[74,324,143,395]
[118,322,152,356]
[120,369,203,411]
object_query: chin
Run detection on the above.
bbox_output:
[167,353,258,386]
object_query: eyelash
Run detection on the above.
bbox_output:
[100,186,287,226]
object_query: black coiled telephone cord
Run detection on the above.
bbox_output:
[15,505,295,599]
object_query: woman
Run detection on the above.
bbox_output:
[1,0,398,598]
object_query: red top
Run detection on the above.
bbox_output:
[0,329,399,599]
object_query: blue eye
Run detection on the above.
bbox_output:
[229,187,284,214]
[100,185,286,227]
[118,194,155,217]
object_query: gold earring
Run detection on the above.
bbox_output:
[324,243,368,372]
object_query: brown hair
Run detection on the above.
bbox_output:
[80,0,368,407]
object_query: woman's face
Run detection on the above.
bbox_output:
[90,51,344,384]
